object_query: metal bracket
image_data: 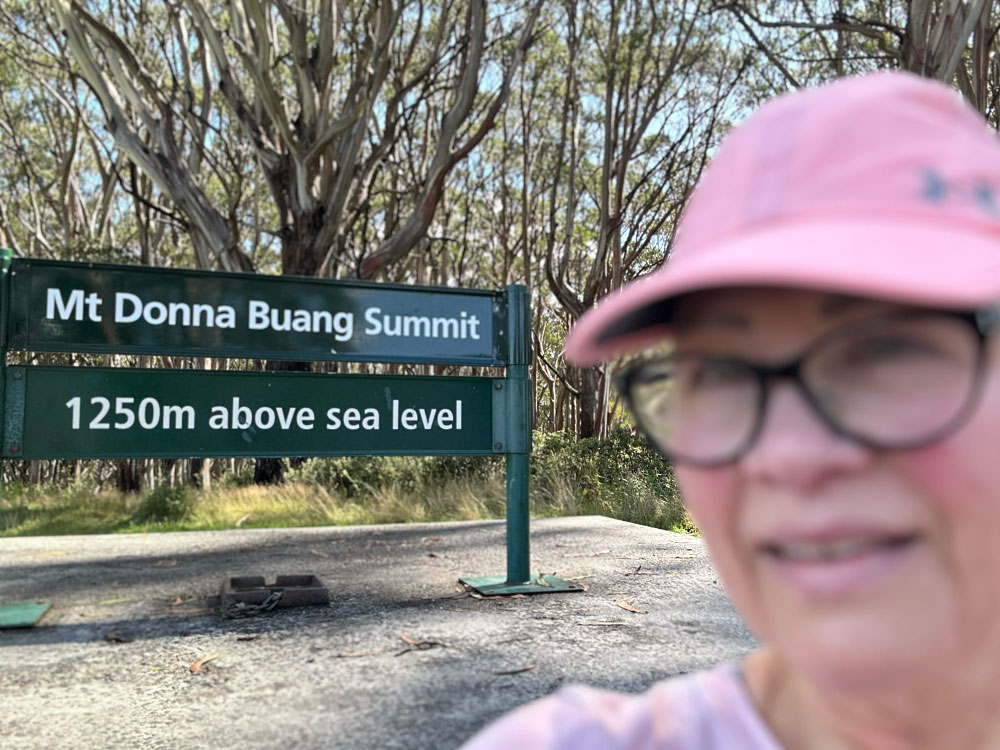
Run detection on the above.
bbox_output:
[459,573,584,596]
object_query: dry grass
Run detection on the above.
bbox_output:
[0,431,696,536]
[1,473,694,536]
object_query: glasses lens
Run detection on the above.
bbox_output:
[803,314,980,446]
[627,355,759,463]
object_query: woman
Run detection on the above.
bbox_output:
[463,71,1000,748]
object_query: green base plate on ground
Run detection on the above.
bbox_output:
[0,601,51,628]
[459,574,584,595]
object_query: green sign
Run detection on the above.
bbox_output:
[7,259,503,365]
[2,366,502,459]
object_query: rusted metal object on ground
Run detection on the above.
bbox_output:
[220,575,329,618]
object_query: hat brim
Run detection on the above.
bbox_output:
[563,217,1000,366]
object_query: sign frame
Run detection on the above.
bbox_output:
[2,366,506,460]
[0,252,580,596]
[6,258,507,366]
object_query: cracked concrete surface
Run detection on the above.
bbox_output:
[0,516,757,750]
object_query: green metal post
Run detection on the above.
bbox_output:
[505,284,531,584]
[0,248,12,502]
[458,284,582,595]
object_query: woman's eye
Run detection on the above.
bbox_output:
[843,336,940,364]
[684,362,747,388]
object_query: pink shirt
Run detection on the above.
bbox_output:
[462,663,782,749]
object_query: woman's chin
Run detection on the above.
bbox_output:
[779,619,952,693]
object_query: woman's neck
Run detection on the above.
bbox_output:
[743,647,1000,750]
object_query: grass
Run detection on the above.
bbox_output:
[0,430,697,537]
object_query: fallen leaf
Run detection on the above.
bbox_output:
[169,607,208,615]
[104,631,133,643]
[580,621,632,627]
[170,596,194,606]
[334,650,379,658]
[98,597,137,606]
[189,653,219,674]
[426,552,438,558]
[422,536,441,543]
[395,633,447,656]
[309,548,330,558]
[492,664,536,676]
[616,601,648,615]
[624,565,654,576]
[154,559,178,568]
[235,635,257,642]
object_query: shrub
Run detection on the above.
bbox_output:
[133,483,193,523]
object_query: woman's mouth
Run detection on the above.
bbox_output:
[760,534,919,597]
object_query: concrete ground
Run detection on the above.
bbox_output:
[0,516,757,750]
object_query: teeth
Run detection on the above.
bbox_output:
[775,539,883,561]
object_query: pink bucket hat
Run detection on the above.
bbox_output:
[564,71,1000,367]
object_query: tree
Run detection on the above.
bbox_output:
[52,0,543,277]
[717,1,1000,126]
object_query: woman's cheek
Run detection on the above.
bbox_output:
[676,464,771,635]
[675,465,741,538]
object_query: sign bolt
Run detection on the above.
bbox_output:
[495,382,503,390]
[494,442,503,451]
[12,371,21,380]
[8,443,19,453]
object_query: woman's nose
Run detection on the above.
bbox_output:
[739,379,873,493]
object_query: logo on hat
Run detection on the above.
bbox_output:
[921,169,999,217]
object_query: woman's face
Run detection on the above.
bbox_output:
[672,287,1000,690]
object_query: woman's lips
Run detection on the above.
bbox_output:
[759,532,919,597]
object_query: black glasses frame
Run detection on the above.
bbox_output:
[614,307,1000,467]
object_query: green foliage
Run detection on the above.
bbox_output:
[132,483,193,524]
[532,428,689,532]
[1,432,693,536]
[288,454,503,498]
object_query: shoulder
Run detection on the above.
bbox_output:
[460,663,781,750]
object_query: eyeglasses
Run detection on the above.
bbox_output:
[615,308,1000,467]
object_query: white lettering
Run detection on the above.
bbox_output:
[364,308,481,340]
[431,317,459,338]
[297,409,315,430]
[255,406,275,430]
[209,406,228,430]
[143,301,167,325]
[216,306,236,328]
[47,288,86,321]
[365,306,383,335]
[232,397,252,429]
[326,407,342,430]
[115,292,143,323]
[248,300,269,330]
[168,302,191,326]
[333,312,353,342]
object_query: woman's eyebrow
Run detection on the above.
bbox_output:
[818,295,867,317]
